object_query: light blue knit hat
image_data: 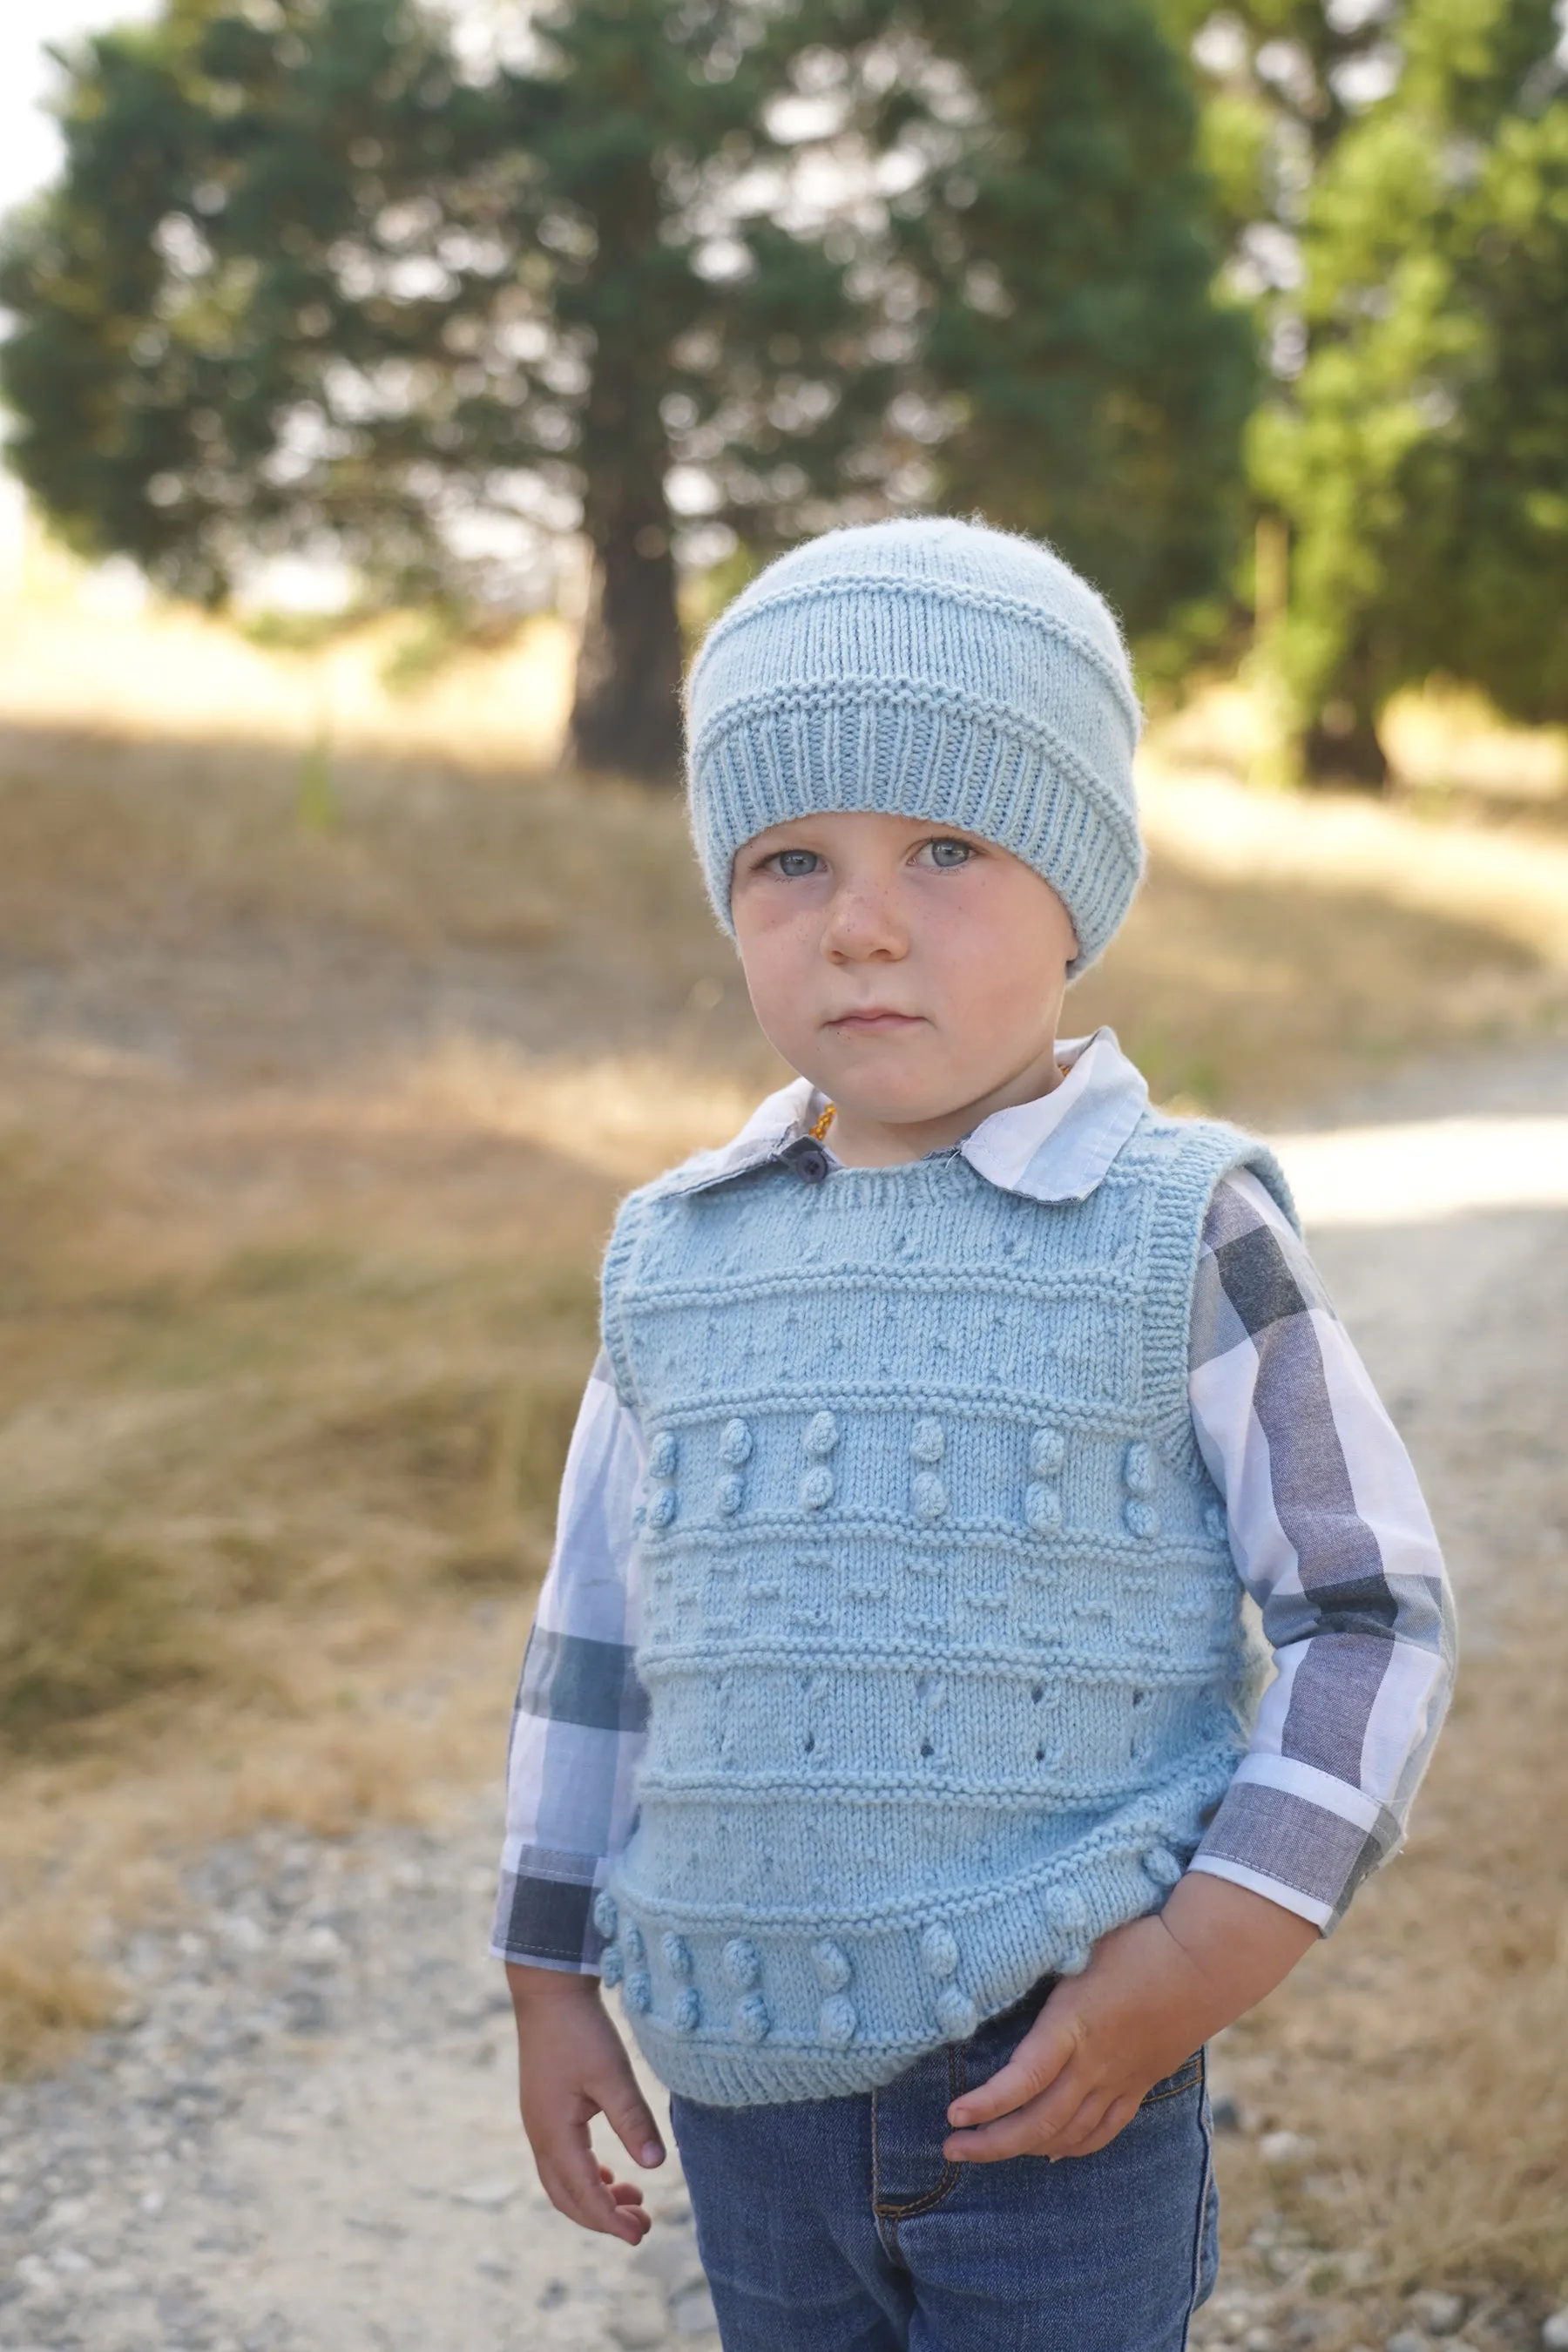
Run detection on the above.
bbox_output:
[685,516,1145,976]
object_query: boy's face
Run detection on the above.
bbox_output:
[729,809,1078,1162]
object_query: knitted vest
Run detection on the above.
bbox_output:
[596,1109,1294,2105]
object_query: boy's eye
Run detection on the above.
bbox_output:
[923,837,973,868]
[770,848,822,879]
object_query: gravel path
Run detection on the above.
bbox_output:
[3,1039,1565,2352]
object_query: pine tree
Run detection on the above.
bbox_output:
[1179,0,1568,779]
[2,0,1253,776]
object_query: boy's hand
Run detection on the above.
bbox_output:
[943,1874,1317,2164]
[507,1962,666,2242]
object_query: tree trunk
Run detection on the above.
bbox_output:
[569,338,684,784]
[1301,695,1389,790]
[569,505,684,784]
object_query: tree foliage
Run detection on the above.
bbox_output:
[1,0,1253,779]
[1181,0,1568,777]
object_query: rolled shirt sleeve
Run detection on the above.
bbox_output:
[1186,1169,1456,1930]
[490,1349,648,1973]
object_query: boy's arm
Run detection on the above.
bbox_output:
[490,1350,666,2240]
[948,1169,1455,2161]
[1184,1168,1455,1930]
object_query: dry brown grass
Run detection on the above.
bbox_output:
[1206,1610,1568,2340]
[0,706,1565,2323]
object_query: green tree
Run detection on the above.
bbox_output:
[2,0,1253,779]
[1,0,888,780]
[1177,1,1568,779]
[877,0,1257,645]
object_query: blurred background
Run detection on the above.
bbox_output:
[0,5,1565,2351]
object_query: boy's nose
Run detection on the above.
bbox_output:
[821,882,908,960]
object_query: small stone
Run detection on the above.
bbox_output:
[1258,2130,1315,2166]
[1386,2331,1431,2352]
[1408,2294,1465,2337]
[1543,2316,1568,2352]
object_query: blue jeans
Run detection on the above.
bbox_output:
[670,1983,1220,2352]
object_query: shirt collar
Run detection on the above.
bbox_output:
[665,1028,1148,1205]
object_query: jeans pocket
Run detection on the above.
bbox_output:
[1138,2050,1204,2109]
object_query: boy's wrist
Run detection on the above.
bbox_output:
[505,1959,605,2011]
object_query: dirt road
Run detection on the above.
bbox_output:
[3,1038,1565,2352]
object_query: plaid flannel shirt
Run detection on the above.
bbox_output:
[492,1032,1455,1972]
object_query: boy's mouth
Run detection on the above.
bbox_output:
[824,1008,924,1035]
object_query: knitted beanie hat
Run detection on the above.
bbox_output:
[685,516,1145,976]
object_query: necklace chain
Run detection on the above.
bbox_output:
[807,1101,836,1143]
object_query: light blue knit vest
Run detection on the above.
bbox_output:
[595,1110,1294,2105]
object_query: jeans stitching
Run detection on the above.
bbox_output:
[1179,2047,1216,2350]
[870,2044,965,2222]
[1140,2053,1204,2108]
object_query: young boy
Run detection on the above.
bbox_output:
[493,518,1454,2350]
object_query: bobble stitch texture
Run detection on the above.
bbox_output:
[1058,1943,1092,1977]
[624,1970,652,2014]
[818,1995,858,2046]
[920,1923,959,1981]
[909,1418,945,1464]
[662,1932,694,1978]
[800,1466,835,1511]
[1025,1484,1063,1534]
[1051,1890,1088,1936]
[715,1474,745,1517]
[912,1472,948,1523]
[1125,1499,1160,1539]
[596,1054,1300,2105]
[935,1986,977,2041]
[673,1988,702,2034]
[1030,1427,1066,1477]
[623,1923,646,1965]
[803,1410,839,1457]
[810,1939,853,1992]
[1142,1848,1183,1889]
[648,1431,679,1479]
[722,1936,762,1992]
[1123,1441,1154,1497]
[591,1892,618,1940]
[735,1993,772,2044]
[599,1945,623,1989]
[646,1486,678,1531]
[719,1417,754,1467]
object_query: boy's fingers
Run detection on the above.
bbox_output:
[945,2072,1105,2164]
[946,2019,1077,2128]
[596,2070,666,2170]
[1063,2092,1142,2157]
[540,2146,647,2241]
